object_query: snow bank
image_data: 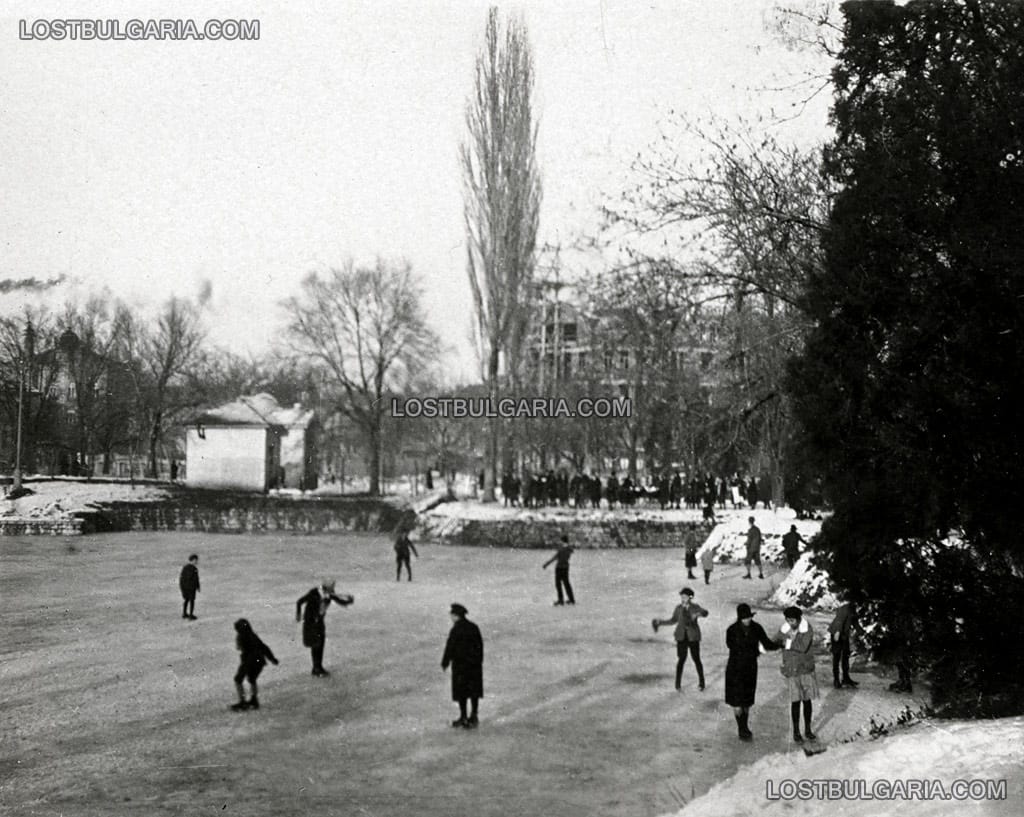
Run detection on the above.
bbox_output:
[2,480,170,520]
[769,552,840,611]
[697,511,821,565]
[662,716,1023,817]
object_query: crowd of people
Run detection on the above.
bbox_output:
[175,517,874,744]
[500,470,772,512]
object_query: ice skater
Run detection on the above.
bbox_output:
[230,618,278,711]
[684,541,698,580]
[178,554,200,620]
[775,606,818,743]
[296,579,354,676]
[542,535,575,605]
[652,587,708,691]
[743,517,764,579]
[442,603,484,728]
[725,603,780,740]
[394,529,419,581]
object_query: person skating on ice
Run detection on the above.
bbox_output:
[542,535,575,605]
[775,606,819,743]
[724,603,780,740]
[652,587,708,691]
[442,603,484,728]
[394,529,419,582]
[178,554,200,620]
[296,579,354,676]
[230,618,278,711]
[743,517,764,579]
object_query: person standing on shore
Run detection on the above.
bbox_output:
[178,554,200,620]
[296,579,354,677]
[442,603,484,728]
[781,525,807,570]
[652,588,708,691]
[542,535,576,605]
[829,599,860,689]
[725,603,780,740]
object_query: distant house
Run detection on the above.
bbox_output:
[185,393,318,492]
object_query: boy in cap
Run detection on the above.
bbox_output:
[179,554,200,620]
[653,588,708,691]
[442,603,484,728]
[775,606,818,743]
[296,579,354,677]
[231,618,279,711]
[542,535,575,605]
[725,603,780,740]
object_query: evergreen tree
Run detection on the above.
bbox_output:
[789,0,1024,712]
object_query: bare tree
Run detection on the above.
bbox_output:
[462,7,541,501]
[282,259,439,496]
[126,297,206,478]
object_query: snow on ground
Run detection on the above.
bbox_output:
[1,479,170,519]
[768,552,840,611]
[663,716,1024,817]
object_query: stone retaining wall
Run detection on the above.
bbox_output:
[0,518,85,536]
[429,517,712,549]
[3,494,415,536]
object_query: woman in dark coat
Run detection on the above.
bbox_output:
[725,603,779,741]
[441,603,484,728]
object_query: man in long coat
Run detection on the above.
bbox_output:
[725,603,780,740]
[296,579,353,676]
[441,603,484,728]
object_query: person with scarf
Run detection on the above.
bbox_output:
[775,606,819,743]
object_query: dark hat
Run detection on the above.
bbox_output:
[560,534,569,544]
[234,618,251,633]
[679,587,695,597]
[783,606,803,620]
[450,603,468,617]
[736,603,754,619]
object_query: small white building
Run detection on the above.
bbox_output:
[186,394,318,492]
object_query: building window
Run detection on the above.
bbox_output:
[562,323,578,343]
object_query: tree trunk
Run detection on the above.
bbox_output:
[148,411,162,479]
[482,346,499,502]
[368,426,381,496]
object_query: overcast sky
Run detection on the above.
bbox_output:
[0,0,834,380]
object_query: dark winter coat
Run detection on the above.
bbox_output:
[237,629,278,675]
[442,618,484,701]
[394,534,418,560]
[296,588,352,649]
[179,563,200,598]
[724,619,779,707]
[684,543,698,569]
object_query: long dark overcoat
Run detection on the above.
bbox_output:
[724,619,779,707]
[442,618,484,700]
[297,588,351,648]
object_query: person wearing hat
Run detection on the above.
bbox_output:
[652,588,708,691]
[441,603,484,728]
[743,517,764,580]
[295,579,354,677]
[178,553,200,620]
[725,603,779,740]
[775,606,819,743]
[230,618,279,711]
[542,535,576,605]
